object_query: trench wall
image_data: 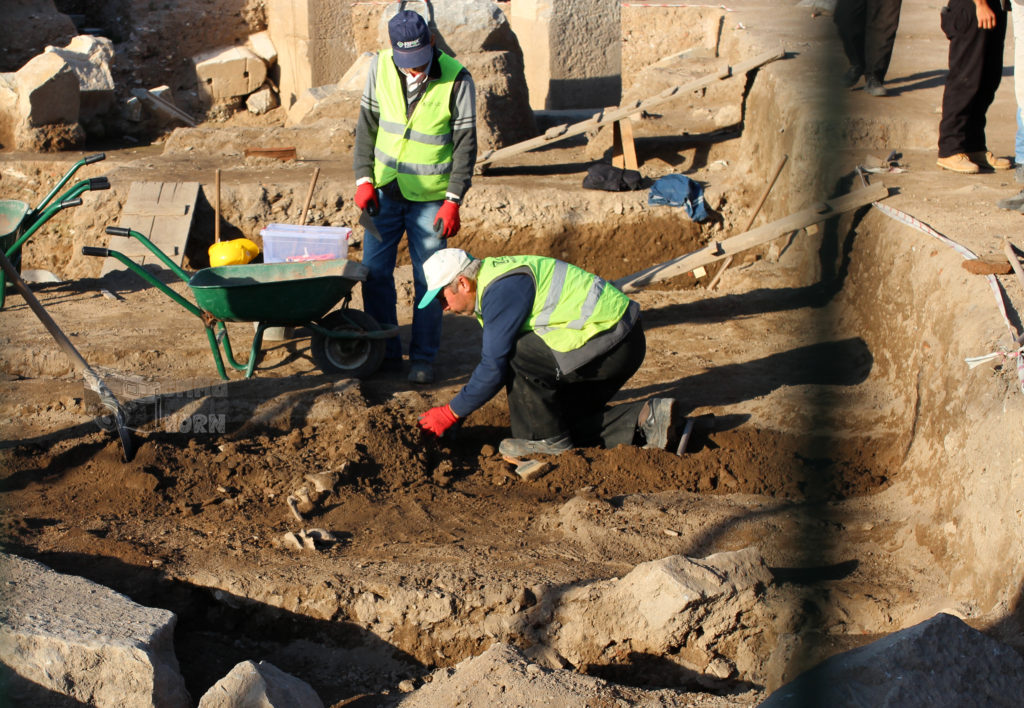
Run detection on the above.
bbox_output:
[720,11,1024,625]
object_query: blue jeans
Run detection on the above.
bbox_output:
[360,190,446,362]
[1016,107,1024,164]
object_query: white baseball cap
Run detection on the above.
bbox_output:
[418,248,473,309]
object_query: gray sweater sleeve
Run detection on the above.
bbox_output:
[353,54,381,183]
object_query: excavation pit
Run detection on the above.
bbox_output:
[1,1,1023,706]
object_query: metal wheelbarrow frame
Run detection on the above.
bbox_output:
[84,226,398,380]
[1,153,109,309]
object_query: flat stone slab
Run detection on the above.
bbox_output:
[0,552,190,708]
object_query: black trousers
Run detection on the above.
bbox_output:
[506,320,647,448]
[834,0,903,81]
[938,0,1007,157]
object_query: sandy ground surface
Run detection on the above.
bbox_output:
[2,1,1023,706]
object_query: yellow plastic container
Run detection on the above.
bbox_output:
[209,238,260,267]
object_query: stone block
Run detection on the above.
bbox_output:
[511,0,621,110]
[336,51,374,93]
[286,84,339,126]
[15,51,79,127]
[247,86,280,115]
[267,0,356,109]
[247,30,279,67]
[0,552,191,708]
[44,34,115,121]
[198,660,324,708]
[194,46,268,102]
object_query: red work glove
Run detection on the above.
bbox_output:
[433,200,460,238]
[419,404,458,437]
[354,182,379,214]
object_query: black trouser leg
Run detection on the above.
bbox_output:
[864,0,902,81]
[835,0,867,72]
[939,0,1006,156]
[560,322,647,448]
[507,322,647,447]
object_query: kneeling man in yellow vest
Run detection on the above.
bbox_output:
[416,248,678,456]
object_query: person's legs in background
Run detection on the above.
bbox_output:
[834,0,868,87]
[863,0,902,96]
[404,199,447,383]
[361,190,405,363]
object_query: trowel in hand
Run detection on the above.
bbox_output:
[359,203,381,242]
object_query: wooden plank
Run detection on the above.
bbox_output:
[244,146,297,160]
[611,119,638,170]
[101,182,200,277]
[612,182,889,292]
[475,48,784,168]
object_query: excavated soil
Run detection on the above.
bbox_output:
[2,1,1024,706]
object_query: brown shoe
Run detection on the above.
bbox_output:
[967,151,1012,170]
[936,153,980,174]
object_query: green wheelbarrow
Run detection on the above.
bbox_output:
[83,226,398,380]
[1,153,109,309]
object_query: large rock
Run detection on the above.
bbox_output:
[760,613,1024,708]
[0,552,191,708]
[44,34,116,122]
[0,0,76,72]
[193,46,268,102]
[198,660,324,708]
[527,547,773,681]
[15,51,79,126]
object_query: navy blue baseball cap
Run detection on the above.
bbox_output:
[388,10,433,69]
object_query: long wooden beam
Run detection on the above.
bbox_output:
[612,182,889,292]
[475,47,786,168]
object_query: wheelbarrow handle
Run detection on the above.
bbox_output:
[84,153,106,165]
[105,226,131,237]
[58,197,82,210]
[90,177,110,190]
[82,246,109,258]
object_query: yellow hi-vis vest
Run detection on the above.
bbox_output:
[475,255,632,353]
[373,49,461,202]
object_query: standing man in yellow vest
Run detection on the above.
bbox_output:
[415,249,678,456]
[353,10,477,384]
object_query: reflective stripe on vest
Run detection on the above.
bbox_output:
[475,256,632,353]
[373,50,461,201]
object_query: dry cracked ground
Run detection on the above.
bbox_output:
[1,1,1023,706]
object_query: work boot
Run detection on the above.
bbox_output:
[996,189,1024,212]
[499,434,572,458]
[966,151,1012,171]
[864,76,887,97]
[638,397,677,450]
[936,153,980,174]
[407,361,434,384]
[841,65,862,88]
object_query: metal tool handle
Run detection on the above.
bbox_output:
[58,197,83,209]
[84,153,106,164]
[366,202,379,217]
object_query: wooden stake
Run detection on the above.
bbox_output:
[708,153,789,290]
[214,168,221,243]
[300,167,321,226]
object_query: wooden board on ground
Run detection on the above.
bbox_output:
[612,182,889,292]
[101,182,200,277]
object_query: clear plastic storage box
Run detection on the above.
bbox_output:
[260,223,351,263]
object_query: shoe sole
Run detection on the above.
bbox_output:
[498,439,572,457]
[643,399,677,450]
[936,160,979,174]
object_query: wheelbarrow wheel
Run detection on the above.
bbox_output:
[311,309,386,378]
